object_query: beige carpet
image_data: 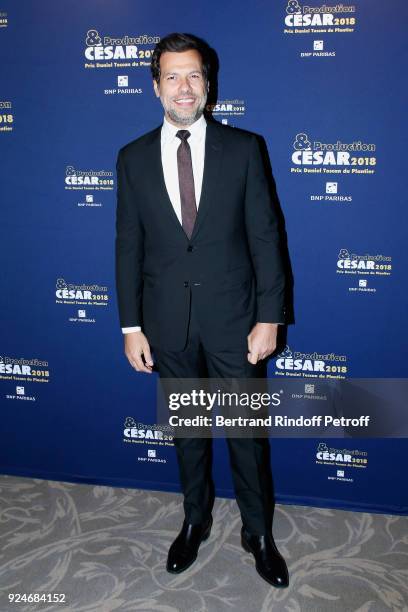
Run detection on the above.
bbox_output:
[0,474,407,612]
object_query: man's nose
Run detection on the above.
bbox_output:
[179,77,192,91]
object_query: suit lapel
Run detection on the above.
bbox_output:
[146,124,187,240]
[191,120,223,241]
[146,118,223,242]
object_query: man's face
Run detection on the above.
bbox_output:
[153,49,208,126]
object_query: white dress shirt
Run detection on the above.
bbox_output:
[122,114,206,334]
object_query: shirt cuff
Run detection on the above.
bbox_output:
[122,326,142,334]
[258,322,284,325]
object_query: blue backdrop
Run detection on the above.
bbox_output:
[1,0,407,514]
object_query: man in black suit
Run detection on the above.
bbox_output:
[115,32,289,588]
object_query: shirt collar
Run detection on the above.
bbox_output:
[161,113,206,145]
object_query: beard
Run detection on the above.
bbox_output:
[162,90,208,126]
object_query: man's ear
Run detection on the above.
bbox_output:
[153,79,160,98]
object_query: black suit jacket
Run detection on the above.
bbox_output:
[115,119,286,352]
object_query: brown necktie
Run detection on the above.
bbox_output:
[176,130,197,239]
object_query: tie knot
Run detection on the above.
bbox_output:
[176,129,191,142]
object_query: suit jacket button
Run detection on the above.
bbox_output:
[187,245,193,252]
[184,281,189,288]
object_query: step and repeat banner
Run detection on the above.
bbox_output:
[1,1,407,514]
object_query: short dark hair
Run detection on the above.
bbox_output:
[150,32,212,84]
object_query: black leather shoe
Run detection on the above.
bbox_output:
[241,527,289,588]
[166,515,213,574]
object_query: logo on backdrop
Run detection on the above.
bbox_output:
[104,75,143,97]
[76,193,103,209]
[316,442,368,483]
[274,345,348,379]
[288,381,329,402]
[64,165,114,191]
[310,181,352,204]
[336,248,392,293]
[283,1,357,58]
[84,29,160,69]
[55,278,109,324]
[283,2,356,37]
[0,10,8,28]
[0,354,50,384]
[290,132,377,175]
[299,39,336,59]
[206,99,246,125]
[5,385,36,402]
[0,100,13,132]
[124,417,173,463]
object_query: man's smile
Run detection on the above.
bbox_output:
[174,96,196,106]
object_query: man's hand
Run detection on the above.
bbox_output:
[247,323,279,365]
[124,332,154,374]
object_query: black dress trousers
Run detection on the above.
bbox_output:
[152,290,276,536]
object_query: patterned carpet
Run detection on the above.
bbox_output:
[0,474,407,612]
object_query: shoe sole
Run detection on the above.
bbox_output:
[241,534,289,588]
[166,520,212,574]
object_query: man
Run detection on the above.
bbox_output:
[115,32,289,588]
